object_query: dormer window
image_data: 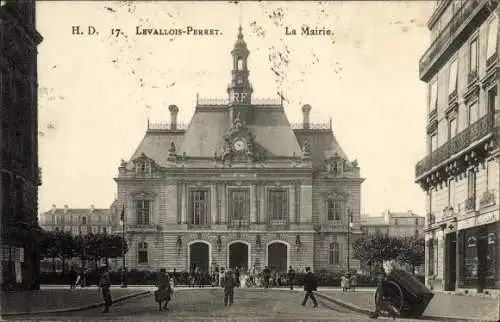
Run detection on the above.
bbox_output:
[137,161,152,175]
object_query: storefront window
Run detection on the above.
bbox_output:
[463,236,477,279]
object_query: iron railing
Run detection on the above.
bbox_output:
[291,122,331,130]
[416,114,494,177]
[148,122,188,130]
[419,0,483,77]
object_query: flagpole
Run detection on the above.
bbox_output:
[120,205,127,288]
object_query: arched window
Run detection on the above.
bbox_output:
[237,57,244,71]
[329,242,339,264]
[138,241,148,264]
[82,216,87,225]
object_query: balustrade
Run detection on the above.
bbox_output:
[419,0,483,78]
[416,115,494,177]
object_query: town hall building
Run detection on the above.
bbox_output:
[113,27,364,274]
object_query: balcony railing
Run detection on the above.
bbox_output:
[227,219,250,228]
[416,114,493,178]
[147,122,188,130]
[467,70,479,85]
[480,190,496,208]
[419,0,483,79]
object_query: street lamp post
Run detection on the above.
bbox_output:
[120,205,127,288]
[347,208,353,274]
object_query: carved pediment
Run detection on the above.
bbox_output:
[323,188,349,200]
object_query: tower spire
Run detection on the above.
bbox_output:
[227,25,252,107]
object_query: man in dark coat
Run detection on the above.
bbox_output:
[301,267,318,308]
[263,266,271,289]
[98,267,112,313]
[287,266,296,290]
[68,267,77,289]
[223,270,236,306]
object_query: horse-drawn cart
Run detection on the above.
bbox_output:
[374,269,434,319]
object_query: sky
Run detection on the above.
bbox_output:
[36,1,435,216]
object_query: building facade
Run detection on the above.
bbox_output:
[113,27,364,274]
[39,205,113,235]
[415,0,500,295]
[0,1,43,291]
[360,210,425,237]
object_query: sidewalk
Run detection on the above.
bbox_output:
[317,290,499,321]
[0,286,150,316]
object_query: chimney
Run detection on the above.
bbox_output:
[51,204,57,213]
[301,104,312,129]
[64,204,68,213]
[169,104,179,129]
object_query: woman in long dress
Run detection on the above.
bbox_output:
[155,269,172,311]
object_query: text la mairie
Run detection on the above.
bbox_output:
[112,26,364,274]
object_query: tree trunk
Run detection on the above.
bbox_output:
[105,257,109,269]
[52,257,56,272]
[62,258,65,273]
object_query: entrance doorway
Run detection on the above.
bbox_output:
[445,232,457,291]
[267,242,287,273]
[189,242,209,273]
[229,242,249,271]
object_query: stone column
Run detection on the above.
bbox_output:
[181,182,187,224]
[255,183,260,224]
[295,183,301,223]
[289,184,295,224]
[260,184,266,223]
[250,184,256,224]
[220,184,226,224]
[211,185,217,225]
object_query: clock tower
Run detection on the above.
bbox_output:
[227,26,253,123]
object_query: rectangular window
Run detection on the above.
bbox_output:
[429,81,438,112]
[488,88,497,115]
[469,102,479,124]
[138,242,148,264]
[449,118,457,139]
[470,39,478,73]
[487,160,497,191]
[468,169,477,211]
[428,240,435,275]
[329,242,339,264]
[268,189,288,224]
[487,17,498,59]
[190,190,209,226]
[448,179,456,208]
[448,59,458,95]
[136,200,151,225]
[430,134,438,152]
[327,200,343,221]
[229,189,250,226]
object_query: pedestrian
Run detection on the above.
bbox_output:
[68,266,77,289]
[98,267,112,313]
[350,274,357,292]
[341,274,349,292]
[155,268,173,312]
[222,269,236,306]
[172,268,177,287]
[235,266,240,288]
[263,266,271,288]
[287,265,296,290]
[219,268,225,288]
[301,267,318,308]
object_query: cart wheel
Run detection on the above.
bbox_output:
[385,280,404,313]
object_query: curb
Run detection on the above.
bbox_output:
[314,292,489,322]
[1,290,151,317]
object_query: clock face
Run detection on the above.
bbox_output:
[233,140,245,151]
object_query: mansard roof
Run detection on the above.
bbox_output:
[128,130,185,167]
[294,129,349,169]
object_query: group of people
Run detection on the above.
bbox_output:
[340,274,358,292]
